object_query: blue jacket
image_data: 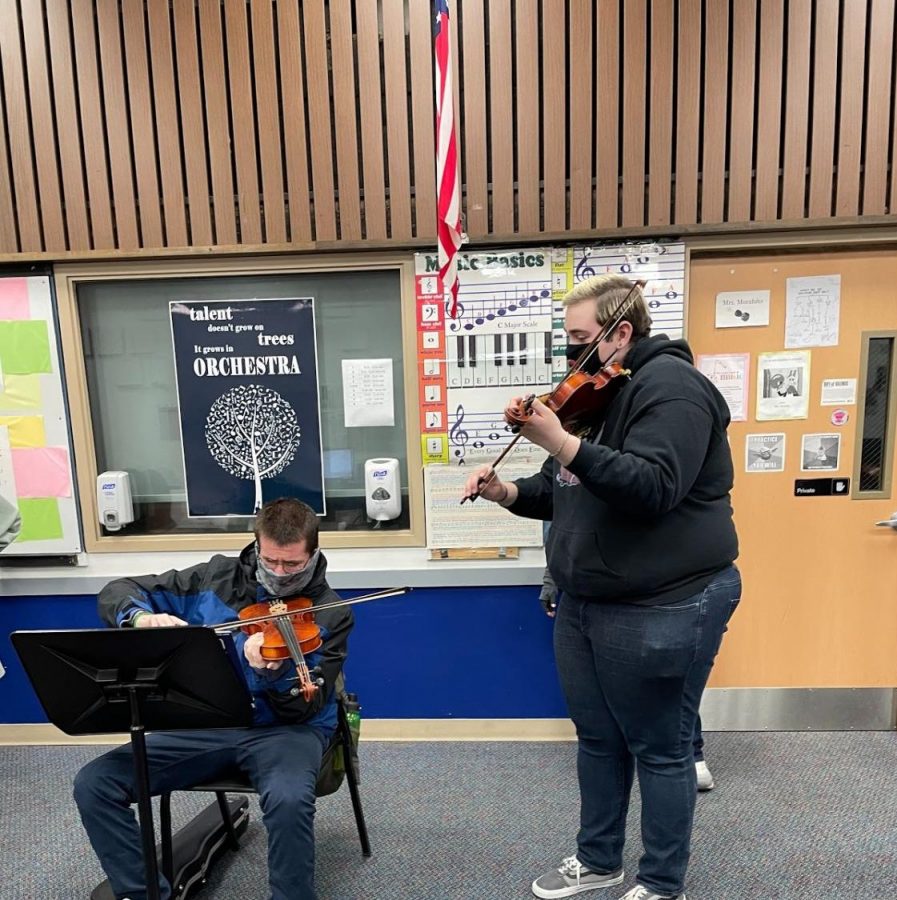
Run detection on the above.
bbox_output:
[97,542,354,734]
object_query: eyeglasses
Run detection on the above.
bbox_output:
[261,556,310,574]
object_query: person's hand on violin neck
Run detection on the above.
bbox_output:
[462,464,518,506]
[243,631,286,671]
[508,396,581,466]
[133,611,188,628]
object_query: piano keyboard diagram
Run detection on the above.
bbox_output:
[446,332,554,388]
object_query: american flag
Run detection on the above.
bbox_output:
[435,0,462,319]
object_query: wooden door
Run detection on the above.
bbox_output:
[688,248,897,687]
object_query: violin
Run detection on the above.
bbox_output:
[214,587,409,702]
[504,360,629,434]
[238,596,324,701]
[461,279,645,504]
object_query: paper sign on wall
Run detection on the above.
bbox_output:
[756,351,810,420]
[800,433,841,471]
[715,291,770,328]
[820,378,856,406]
[696,353,749,422]
[342,358,395,427]
[745,433,786,473]
[785,275,840,348]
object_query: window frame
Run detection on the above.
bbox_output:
[852,329,897,500]
[55,253,424,552]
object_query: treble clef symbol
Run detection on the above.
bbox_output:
[449,404,469,464]
[575,255,596,280]
[445,299,465,331]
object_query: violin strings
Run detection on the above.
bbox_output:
[215,586,409,632]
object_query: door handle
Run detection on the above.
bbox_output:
[874,512,897,530]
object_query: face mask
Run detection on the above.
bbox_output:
[565,342,605,375]
[256,546,320,598]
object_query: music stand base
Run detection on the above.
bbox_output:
[89,796,249,900]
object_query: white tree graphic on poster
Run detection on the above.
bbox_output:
[205,385,300,512]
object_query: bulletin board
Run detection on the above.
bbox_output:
[414,240,685,550]
[0,273,81,555]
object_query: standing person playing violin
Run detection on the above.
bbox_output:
[462,275,740,900]
[73,498,352,900]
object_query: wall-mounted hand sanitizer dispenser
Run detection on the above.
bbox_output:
[96,471,135,532]
[364,458,401,522]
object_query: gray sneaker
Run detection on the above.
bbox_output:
[617,886,688,900]
[532,854,625,898]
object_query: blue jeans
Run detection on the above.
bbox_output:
[73,724,327,900]
[553,565,741,897]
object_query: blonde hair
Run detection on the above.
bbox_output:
[562,274,652,339]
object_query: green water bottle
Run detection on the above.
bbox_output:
[345,692,361,743]
[344,692,362,779]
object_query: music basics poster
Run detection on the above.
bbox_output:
[415,241,685,550]
[169,297,325,517]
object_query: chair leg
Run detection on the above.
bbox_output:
[338,705,372,857]
[214,791,241,851]
[160,792,174,887]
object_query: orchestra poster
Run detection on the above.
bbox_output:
[169,297,325,517]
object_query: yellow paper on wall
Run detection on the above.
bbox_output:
[0,415,46,447]
[421,434,448,464]
[0,374,41,409]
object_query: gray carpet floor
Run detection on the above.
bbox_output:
[1,732,896,899]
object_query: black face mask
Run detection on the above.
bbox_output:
[565,342,605,375]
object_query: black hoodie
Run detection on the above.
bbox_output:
[510,335,739,605]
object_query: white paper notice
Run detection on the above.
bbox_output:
[342,359,394,428]
[424,447,547,548]
[715,291,770,328]
[696,353,749,421]
[785,275,840,348]
[820,378,857,406]
[756,350,811,420]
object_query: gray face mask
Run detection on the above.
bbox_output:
[256,546,320,598]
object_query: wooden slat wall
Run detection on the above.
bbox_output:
[2,0,897,258]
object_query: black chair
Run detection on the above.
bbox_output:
[158,693,371,898]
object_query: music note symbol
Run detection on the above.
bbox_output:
[446,299,466,332]
[576,255,596,280]
[449,404,470,464]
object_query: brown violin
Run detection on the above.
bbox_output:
[238,596,323,701]
[504,360,629,434]
[214,587,410,701]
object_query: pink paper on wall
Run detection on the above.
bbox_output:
[11,446,71,497]
[0,278,30,319]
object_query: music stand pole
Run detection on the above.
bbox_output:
[127,686,162,900]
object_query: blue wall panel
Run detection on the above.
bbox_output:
[0,587,567,723]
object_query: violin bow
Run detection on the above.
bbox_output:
[460,279,646,505]
[214,586,411,633]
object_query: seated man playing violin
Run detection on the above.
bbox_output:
[73,498,353,900]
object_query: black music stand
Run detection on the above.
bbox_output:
[11,626,253,900]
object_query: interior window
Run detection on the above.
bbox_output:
[77,270,409,535]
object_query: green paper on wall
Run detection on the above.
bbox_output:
[0,321,52,374]
[17,497,63,542]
